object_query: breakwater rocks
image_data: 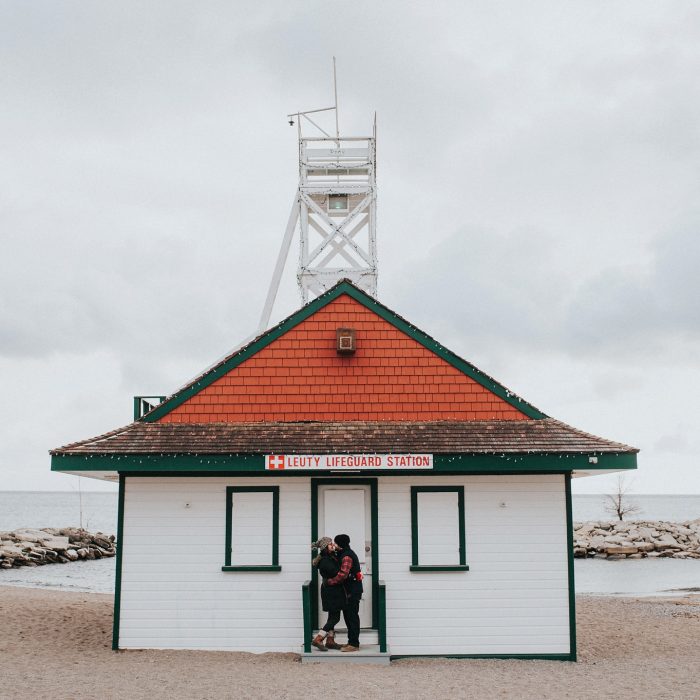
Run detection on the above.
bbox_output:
[574,520,700,559]
[0,528,116,569]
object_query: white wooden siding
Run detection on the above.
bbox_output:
[380,475,570,655]
[119,477,309,651]
[119,474,570,655]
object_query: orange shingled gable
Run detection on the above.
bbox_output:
[157,294,529,423]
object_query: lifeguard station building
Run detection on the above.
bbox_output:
[50,279,638,660]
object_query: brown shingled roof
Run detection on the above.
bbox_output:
[51,419,637,456]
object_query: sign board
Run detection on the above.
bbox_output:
[305,148,369,159]
[265,454,433,470]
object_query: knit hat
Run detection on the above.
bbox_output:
[334,534,350,549]
[311,537,333,567]
[311,537,333,552]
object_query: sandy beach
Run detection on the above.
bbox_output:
[0,587,698,699]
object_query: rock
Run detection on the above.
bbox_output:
[0,544,25,557]
[570,520,700,560]
[0,528,116,569]
[637,527,657,540]
[627,553,643,559]
[10,528,47,543]
[654,535,681,550]
[37,536,70,551]
[605,546,639,555]
[607,554,626,560]
[603,534,627,545]
[672,552,689,559]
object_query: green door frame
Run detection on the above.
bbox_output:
[310,477,379,630]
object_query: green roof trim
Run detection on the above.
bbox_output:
[141,280,547,423]
[51,450,636,474]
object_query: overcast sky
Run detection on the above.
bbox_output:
[1,1,699,494]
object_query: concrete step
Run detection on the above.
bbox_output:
[301,643,391,665]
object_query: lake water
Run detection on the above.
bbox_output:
[1,491,699,596]
[572,494,700,523]
[0,491,118,534]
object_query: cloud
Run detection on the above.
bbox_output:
[564,218,700,360]
[1,1,700,492]
[390,214,700,369]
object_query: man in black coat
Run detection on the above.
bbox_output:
[326,533,363,652]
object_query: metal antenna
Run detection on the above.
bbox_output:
[259,60,377,333]
[333,56,340,142]
[285,58,340,138]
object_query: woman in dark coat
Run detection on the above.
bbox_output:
[310,537,347,651]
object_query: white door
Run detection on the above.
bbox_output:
[318,485,373,628]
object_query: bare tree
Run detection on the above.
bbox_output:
[605,475,642,521]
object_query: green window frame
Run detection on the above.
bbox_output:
[222,486,281,572]
[410,485,469,572]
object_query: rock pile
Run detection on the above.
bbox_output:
[574,519,700,560]
[0,528,116,569]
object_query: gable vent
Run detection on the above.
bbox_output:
[336,327,356,355]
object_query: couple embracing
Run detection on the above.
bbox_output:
[310,534,363,652]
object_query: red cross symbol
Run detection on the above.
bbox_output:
[268,455,285,470]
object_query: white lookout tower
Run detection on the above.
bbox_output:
[258,59,377,332]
